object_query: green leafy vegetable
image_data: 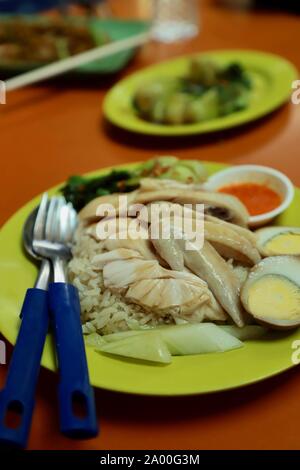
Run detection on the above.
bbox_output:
[133,57,252,125]
[62,157,207,211]
[219,63,252,89]
[61,170,138,211]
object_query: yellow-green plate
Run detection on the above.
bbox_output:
[103,50,298,136]
[0,162,300,396]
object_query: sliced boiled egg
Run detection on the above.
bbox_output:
[241,256,300,329]
[255,226,300,257]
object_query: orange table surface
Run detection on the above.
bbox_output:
[1,0,300,450]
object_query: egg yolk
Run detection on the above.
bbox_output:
[264,233,300,255]
[247,275,300,320]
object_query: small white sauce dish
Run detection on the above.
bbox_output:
[204,164,295,228]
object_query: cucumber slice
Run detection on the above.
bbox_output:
[99,333,172,364]
[220,325,267,341]
[156,323,243,355]
[162,165,195,183]
[179,160,208,182]
[103,323,243,356]
[103,330,142,343]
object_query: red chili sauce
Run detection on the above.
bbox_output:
[218,182,281,216]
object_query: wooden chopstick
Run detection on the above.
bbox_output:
[5,31,150,92]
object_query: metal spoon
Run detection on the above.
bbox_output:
[0,198,51,449]
[23,206,51,290]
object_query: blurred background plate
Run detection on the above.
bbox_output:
[0,162,300,396]
[0,15,149,75]
[103,49,298,135]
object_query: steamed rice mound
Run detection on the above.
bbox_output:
[68,225,176,335]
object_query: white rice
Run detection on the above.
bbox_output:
[68,225,176,335]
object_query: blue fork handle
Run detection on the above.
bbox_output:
[0,288,49,449]
[48,283,98,439]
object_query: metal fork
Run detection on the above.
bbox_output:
[33,196,98,440]
[34,197,76,283]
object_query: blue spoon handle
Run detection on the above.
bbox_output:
[0,288,49,449]
[48,282,98,439]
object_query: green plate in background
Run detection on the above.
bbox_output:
[0,16,149,75]
[0,162,299,396]
[103,50,298,135]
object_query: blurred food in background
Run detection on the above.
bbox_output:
[133,57,252,125]
[0,16,109,64]
[0,0,110,15]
